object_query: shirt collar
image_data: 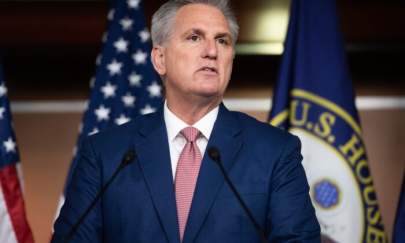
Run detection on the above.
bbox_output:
[164,101,219,141]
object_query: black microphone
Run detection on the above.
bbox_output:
[208,147,268,243]
[62,149,137,243]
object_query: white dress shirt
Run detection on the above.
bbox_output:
[164,101,219,179]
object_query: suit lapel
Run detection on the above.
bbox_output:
[182,104,243,243]
[133,110,180,243]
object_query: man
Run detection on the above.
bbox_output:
[52,0,320,242]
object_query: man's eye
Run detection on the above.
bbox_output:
[217,38,229,45]
[188,35,200,42]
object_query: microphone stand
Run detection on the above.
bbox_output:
[62,149,136,243]
[208,147,268,243]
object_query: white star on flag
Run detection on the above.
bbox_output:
[147,81,162,98]
[132,50,147,65]
[0,106,5,119]
[3,137,16,153]
[107,59,123,76]
[127,0,140,9]
[89,77,96,88]
[94,105,111,121]
[84,100,89,110]
[102,32,108,43]
[88,127,99,136]
[140,104,156,115]
[95,54,102,66]
[120,17,133,31]
[108,9,115,21]
[138,29,150,43]
[114,38,129,53]
[115,114,131,125]
[100,82,117,99]
[78,123,83,133]
[72,146,78,157]
[0,83,7,97]
[128,72,142,86]
[122,93,136,107]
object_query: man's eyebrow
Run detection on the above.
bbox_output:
[183,29,232,40]
[184,28,205,36]
[215,32,232,40]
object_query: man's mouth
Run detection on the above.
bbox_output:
[198,66,218,74]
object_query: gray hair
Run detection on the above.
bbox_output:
[151,0,239,46]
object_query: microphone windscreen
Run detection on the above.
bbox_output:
[122,149,136,166]
[208,146,220,162]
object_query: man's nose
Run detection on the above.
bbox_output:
[202,39,218,59]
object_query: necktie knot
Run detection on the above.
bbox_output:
[181,127,200,143]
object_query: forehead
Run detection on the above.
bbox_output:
[172,3,231,35]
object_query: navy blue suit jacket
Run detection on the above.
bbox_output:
[52,104,320,242]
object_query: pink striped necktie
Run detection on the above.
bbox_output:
[175,127,203,241]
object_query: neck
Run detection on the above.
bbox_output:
[166,96,221,125]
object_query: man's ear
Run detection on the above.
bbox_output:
[151,46,166,76]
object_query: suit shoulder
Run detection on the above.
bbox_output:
[83,112,157,149]
[231,110,298,144]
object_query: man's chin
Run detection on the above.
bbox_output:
[194,82,223,96]
[194,89,222,98]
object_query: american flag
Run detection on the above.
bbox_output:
[56,0,163,213]
[0,66,34,242]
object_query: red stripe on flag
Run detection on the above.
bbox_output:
[0,164,34,243]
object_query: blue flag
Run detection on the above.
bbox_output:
[0,65,34,243]
[393,176,405,243]
[268,0,386,242]
[58,0,163,209]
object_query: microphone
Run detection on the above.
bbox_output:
[62,149,137,243]
[207,147,268,243]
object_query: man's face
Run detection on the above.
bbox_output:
[152,4,234,102]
